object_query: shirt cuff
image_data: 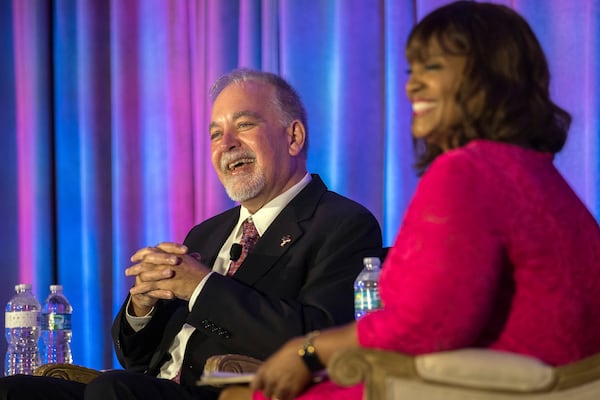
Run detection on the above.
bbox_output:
[125,297,154,332]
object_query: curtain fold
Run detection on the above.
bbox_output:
[53,0,114,368]
[1,0,598,369]
[13,0,53,299]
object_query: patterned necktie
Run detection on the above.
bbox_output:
[228,218,260,276]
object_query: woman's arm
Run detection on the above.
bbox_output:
[249,322,358,400]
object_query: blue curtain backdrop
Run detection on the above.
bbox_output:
[1,0,598,370]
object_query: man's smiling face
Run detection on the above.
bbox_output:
[209,81,295,210]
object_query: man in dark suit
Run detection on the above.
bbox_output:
[101,69,382,399]
[0,69,381,400]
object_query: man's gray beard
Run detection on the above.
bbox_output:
[223,172,266,203]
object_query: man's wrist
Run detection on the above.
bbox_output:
[297,330,325,372]
[132,304,152,317]
[127,297,153,317]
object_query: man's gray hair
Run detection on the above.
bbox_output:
[209,68,309,157]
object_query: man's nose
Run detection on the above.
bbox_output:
[219,128,240,151]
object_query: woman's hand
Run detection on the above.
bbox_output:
[251,337,313,400]
[250,323,359,400]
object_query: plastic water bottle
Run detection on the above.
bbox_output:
[40,285,73,364]
[4,283,41,376]
[354,257,382,320]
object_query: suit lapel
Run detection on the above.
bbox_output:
[233,175,327,285]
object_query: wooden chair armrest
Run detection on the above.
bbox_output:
[328,348,417,400]
[203,354,263,375]
[33,363,103,384]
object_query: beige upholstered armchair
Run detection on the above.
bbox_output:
[34,348,600,399]
[327,347,600,400]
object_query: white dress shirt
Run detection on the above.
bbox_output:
[126,173,311,379]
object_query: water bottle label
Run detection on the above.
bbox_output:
[354,289,382,311]
[41,313,72,330]
[4,311,40,328]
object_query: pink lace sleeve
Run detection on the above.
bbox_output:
[358,151,504,354]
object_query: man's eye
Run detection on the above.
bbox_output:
[210,131,222,140]
[238,121,255,129]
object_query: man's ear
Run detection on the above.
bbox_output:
[287,120,306,156]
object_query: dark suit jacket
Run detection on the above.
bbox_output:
[112,174,382,386]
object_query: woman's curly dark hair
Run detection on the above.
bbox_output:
[407,1,571,174]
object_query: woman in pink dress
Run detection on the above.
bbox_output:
[221,2,600,400]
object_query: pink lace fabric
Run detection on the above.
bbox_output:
[252,381,363,400]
